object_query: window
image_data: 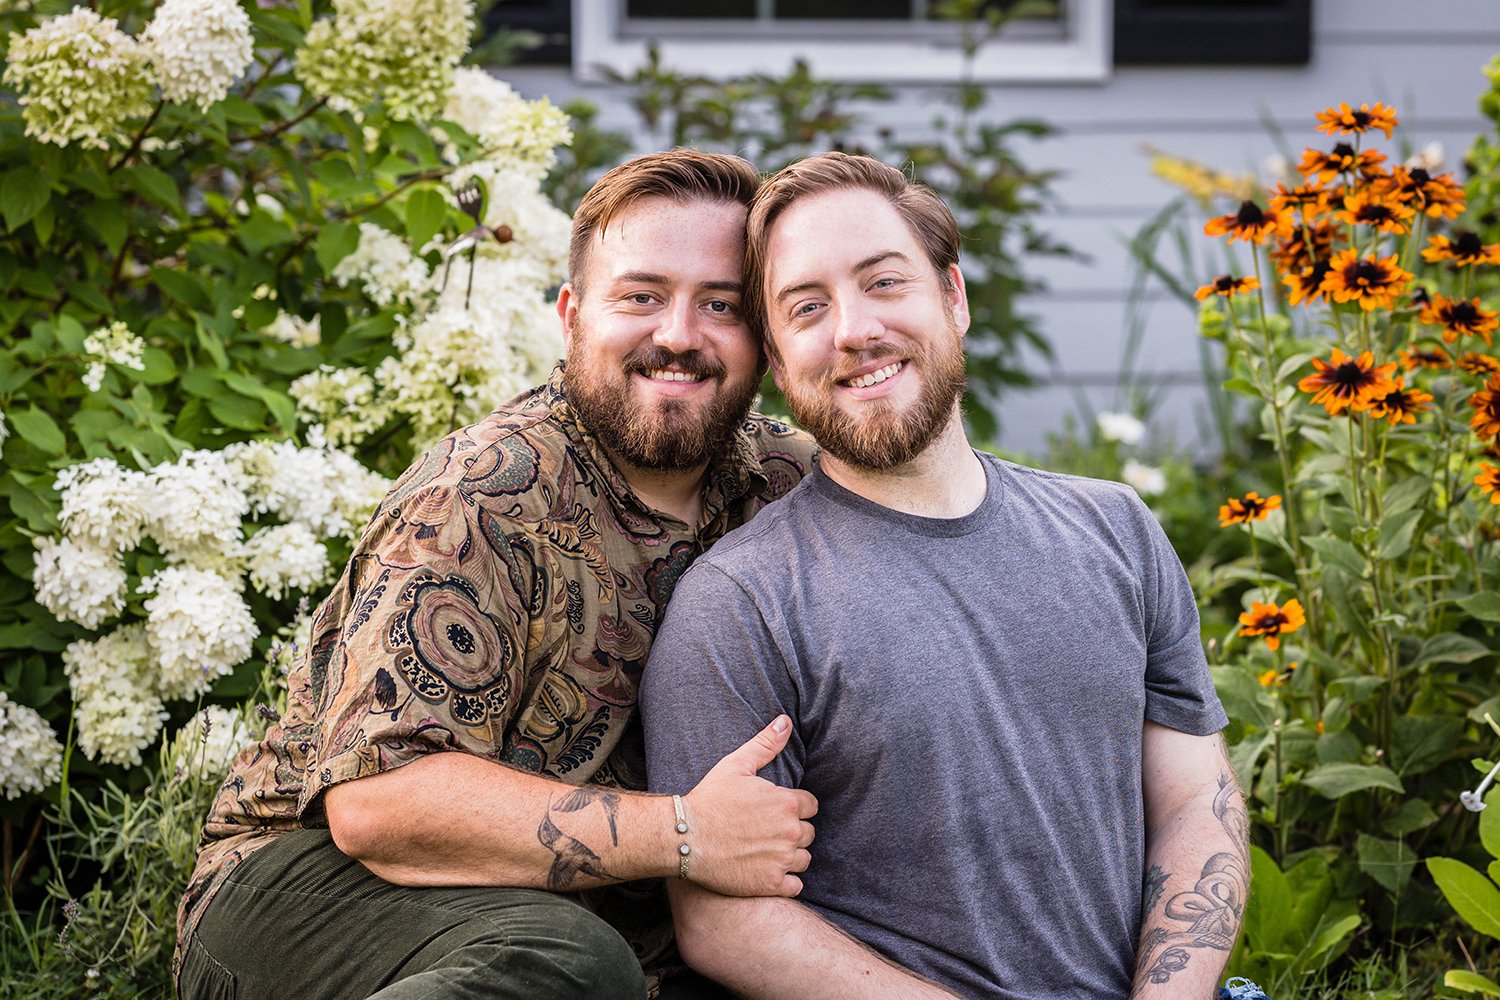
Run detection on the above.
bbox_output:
[1113,0,1311,65]
[573,0,1112,83]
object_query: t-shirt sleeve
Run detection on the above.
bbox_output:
[640,562,803,795]
[298,483,533,822]
[1133,495,1229,736]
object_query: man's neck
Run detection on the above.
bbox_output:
[820,411,986,519]
[614,456,709,528]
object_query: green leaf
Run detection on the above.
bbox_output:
[387,121,439,166]
[151,268,213,312]
[220,371,296,432]
[1210,666,1274,730]
[1307,534,1367,578]
[31,199,54,246]
[1222,377,1261,399]
[315,221,360,273]
[237,212,297,255]
[9,407,66,455]
[1444,970,1500,996]
[1244,846,1291,953]
[1391,715,1462,776]
[1375,508,1422,561]
[121,164,183,215]
[1411,632,1490,669]
[0,166,50,232]
[1381,799,1439,836]
[1461,592,1500,623]
[1482,787,1500,861]
[80,200,127,257]
[1325,675,1386,704]
[207,392,267,430]
[1300,762,1403,798]
[1356,834,1416,893]
[54,316,87,353]
[135,347,177,385]
[1427,857,1500,939]
[1300,909,1360,963]
[1383,475,1432,517]
[194,314,229,370]
[405,187,448,253]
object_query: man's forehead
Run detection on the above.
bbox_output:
[767,189,919,281]
[595,195,747,247]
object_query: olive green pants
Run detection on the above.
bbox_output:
[178,830,727,1000]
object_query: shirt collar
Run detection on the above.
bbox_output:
[540,362,769,524]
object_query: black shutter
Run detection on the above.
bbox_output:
[1113,0,1312,66]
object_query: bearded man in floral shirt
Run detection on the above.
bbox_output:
[176,150,819,1000]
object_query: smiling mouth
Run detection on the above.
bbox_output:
[839,361,904,389]
[641,369,708,383]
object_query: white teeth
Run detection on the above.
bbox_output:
[844,362,903,388]
[644,369,704,383]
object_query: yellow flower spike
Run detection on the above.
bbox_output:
[1239,598,1306,652]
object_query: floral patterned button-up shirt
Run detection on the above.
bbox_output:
[177,365,815,981]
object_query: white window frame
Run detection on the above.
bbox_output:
[573,0,1113,84]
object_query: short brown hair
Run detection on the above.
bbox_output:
[744,152,960,346]
[567,149,761,297]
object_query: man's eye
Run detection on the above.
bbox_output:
[872,278,898,290]
[630,294,654,305]
[795,302,821,317]
[707,300,737,315]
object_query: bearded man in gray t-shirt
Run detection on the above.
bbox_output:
[640,152,1248,1000]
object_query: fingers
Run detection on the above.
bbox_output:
[797,820,815,850]
[791,848,812,873]
[775,872,804,898]
[793,788,818,819]
[717,715,792,775]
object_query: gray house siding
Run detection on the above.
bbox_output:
[505,0,1500,456]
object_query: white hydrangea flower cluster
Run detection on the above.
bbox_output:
[244,523,331,599]
[81,320,147,392]
[296,0,474,121]
[288,366,388,447]
[332,224,431,307]
[0,693,64,799]
[442,69,572,180]
[57,458,149,552]
[1,8,154,149]
[170,706,251,781]
[64,624,167,767]
[226,437,389,541]
[142,0,254,110]
[140,566,258,699]
[33,536,129,629]
[262,312,322,349]
[145,450,252,562]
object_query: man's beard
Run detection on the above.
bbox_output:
[782,324,966,472]
[564,332,760,473]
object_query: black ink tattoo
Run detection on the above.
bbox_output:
[536,789,623,890]
[1142,864,1169,914]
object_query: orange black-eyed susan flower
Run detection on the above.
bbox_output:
[1298,348,1399,415]
[1336,190,1415,234]
[1258,661,1298,687]
[1423,231,1500,267]
[1315,101,1399,138]
[1477,463,1500,505]
[1282,261,1333,307]
[1315,720,1325,734]
[1299,143,1386,185]
[1270,221,1337,276]
[1419,295,1499,345]
[1458,353,1500,378]
[1471,375,1500,439]
[1368,378,1434,426]
[1374,166,1465,220]
[1219,491,1282,526]
[1204,200,1294,245]
[1239,598,1306,652]
[1270,182,1331,222]
[1195,275,1260,301]
[1401,345,1451,371]
[1319,249,1412,311]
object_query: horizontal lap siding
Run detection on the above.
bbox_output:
[504,0,1500,456]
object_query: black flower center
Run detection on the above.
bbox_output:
[1235,201,1267,226]
[447,622,476,654]
[1410,167,1431,184]
[1358,204,1395,222]
[1348,260,1388,287]
[1332,142,1357,161]
[1351,110,1372,127]
[1331,362,1374,393]
[1455,231,1484,256]
[1450,302,1480,325]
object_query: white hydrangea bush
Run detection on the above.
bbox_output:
[34,439,388,767]
[0,693,65,799]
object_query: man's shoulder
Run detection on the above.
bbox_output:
[693,471,821,584]
[990,454,1145,513]
[376,393,577,518]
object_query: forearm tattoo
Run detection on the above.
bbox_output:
[536,787,622,890]
[1133,767,1250,991]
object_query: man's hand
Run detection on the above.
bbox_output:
[683,714,818,897]
[323,715,816,895]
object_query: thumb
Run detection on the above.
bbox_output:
[719,715,792,775]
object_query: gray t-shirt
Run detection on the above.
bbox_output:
[641,452,1227,999]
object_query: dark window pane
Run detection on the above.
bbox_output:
[628,0,755,17]
[774,0,912,16]
[922,0,1040,14]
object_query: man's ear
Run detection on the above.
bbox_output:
[945,263,971,338]
[556,283,578,355]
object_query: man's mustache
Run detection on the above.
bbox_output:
[624,347,726,380]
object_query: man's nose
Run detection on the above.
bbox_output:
[653,300,705,355]
[832,300,883,353]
